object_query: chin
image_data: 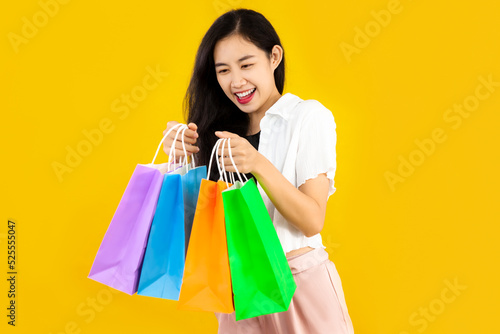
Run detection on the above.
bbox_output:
[234,93,259,110]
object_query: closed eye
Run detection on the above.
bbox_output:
[217,64,253,74]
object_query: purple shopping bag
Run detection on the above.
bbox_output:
[88,164,164,294]
[88,123,187,295]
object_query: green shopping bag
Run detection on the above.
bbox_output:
[220,138,297,321]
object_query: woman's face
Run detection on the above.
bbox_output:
[214,34,282,115]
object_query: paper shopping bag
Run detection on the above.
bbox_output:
[182,165,208,255]
[222,178,297,321]
[88,163,165,295]
[137,169,185,300]
[136,162,206,300]
[177,179,235,313]
[88,123,187,295]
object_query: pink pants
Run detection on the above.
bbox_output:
[214,247,355,334]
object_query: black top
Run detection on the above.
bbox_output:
[245,131,261,150]
[242,131,261,184]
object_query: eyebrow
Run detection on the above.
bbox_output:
[215,55,256,67]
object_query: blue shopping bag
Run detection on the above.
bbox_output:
[137,125,206,300]
[137,171,185,300]
[183,164,207,255]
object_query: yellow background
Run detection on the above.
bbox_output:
[2,0,499,333]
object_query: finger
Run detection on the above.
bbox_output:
[217,146,232,157]
[220,156,233,166]
[170,148,195,157]
[219,156,243,169]
[187,122,198,132]
[216,140,239,155]
[172,140,199,153]
[174,148,195,156]
[164,127,197,145]
[217,146,242,158]
[163,146,194,157]
[215,131,239,139]
[176,133,197,145]
[163,124,197,139]
[219,156,233,171]
[183,128,198,140]
[166,120,180,129]
[163,121,180,134]
[163,125,182,139]
[218,160,245,174]
[163,139,198,154]
[170,127,197,142]
[162,138,174,151]
[221,165,236,173]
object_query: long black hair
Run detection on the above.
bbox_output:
[183,8,285,180]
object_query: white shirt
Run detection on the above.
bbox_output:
[257,92,337,254]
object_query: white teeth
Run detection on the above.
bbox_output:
[236,88,255,98]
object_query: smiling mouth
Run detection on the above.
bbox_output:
[234,88,256,99]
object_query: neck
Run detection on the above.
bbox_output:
[247,90,282,135]
[247,113,263,136]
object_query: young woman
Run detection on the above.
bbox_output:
[163,8,355,334]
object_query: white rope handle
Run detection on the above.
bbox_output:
[168,124,188,171]
[180,126,190,170]
[151,123,185,164]
[207,138,227,187]
[216,139,225,182]
[183,130,197,169]
[152,123,183,164]
[207,139,219,181]
[168,124,185,163]
[229,169,236,184]
[190,153,197,169]
[227,138,248,183]
[219,139,231,187]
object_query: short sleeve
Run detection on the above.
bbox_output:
[295,100,337,198]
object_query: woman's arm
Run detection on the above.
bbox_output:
[254,154,330,237]
[215,131,330,237]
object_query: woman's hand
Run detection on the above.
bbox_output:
[215,131,261,174]
[162,121,199,161]
[216,130,328,237]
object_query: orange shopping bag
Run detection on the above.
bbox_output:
[177,139,234,313]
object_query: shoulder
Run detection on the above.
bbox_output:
[293,97,336,129]
[279,93,336,131]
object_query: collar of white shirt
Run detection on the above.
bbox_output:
[262,92,302,120]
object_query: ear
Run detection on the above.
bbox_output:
[271,44,283,71]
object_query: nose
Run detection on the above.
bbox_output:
[230,71,247,88]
